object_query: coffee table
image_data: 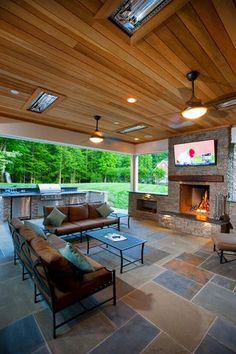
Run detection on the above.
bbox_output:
[86,228,146,273]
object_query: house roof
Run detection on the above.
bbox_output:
[0,0,235,146]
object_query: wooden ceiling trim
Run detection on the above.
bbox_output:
[177,3,236,85]
[94,0,121,19]
[0,1,77,47]
[212,0,236,49]
[29,0,116,50]
[192,0,236,76]
[79,0,103,15]
[0,75,35,94]
[0,105,94,132]
[92,21,185,105]
[0,37,168,113]
[129,0,190,45]
[73,40,182,112]
[164,14,232,94]
[1,4,183,109]
[136,39,217,99]
[144,32,189,75]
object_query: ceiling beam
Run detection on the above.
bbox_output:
[130,0,190,45]
[94,0,122,20]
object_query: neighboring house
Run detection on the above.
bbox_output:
[156,159,168,174]
[154,159,168,184]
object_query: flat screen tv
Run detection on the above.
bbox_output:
[174,140,216,166]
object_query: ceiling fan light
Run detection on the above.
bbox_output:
[89,115,104,143]
[89,131,104,143]
[182,105,207,119]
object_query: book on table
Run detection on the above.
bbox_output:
[104,233,127,241]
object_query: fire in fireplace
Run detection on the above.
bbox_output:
[180,184,210,215]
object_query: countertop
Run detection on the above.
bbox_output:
[0,191,87,197]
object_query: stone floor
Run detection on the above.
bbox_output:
[0,217,236,353]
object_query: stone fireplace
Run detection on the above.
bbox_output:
[180,184,209,216]
[129,127,231,237]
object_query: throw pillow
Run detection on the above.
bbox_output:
[46,207,66,227]
[24,220,47,240]
[96,203,114,218]
[59,242,95,273]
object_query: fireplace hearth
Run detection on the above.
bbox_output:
[180,184,210,216]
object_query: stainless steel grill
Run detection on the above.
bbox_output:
[38,184,62,200]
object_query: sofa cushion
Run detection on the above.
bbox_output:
[69,204,89,222]
[30,237,82,291]
[73,219,104,231]
[24,220,47,239]
[53,222,82,236]
[59,242,95,273]
[46,207,67,227]
[44,206,69,223]
[19,225,38,243]
[88,203,103,219]
[96,203,114,217]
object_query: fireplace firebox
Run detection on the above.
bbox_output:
[180,184,210,215]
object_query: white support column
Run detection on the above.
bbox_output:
[130,154,138,192]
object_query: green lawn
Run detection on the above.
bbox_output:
[0,182,168,210]
[78,182,168,209]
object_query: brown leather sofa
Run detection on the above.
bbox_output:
[8,218,116,338]
[43,203,120,238]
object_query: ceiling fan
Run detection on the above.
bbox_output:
[169,70,236,128]
[89,115,124,144]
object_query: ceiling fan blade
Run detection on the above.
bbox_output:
[207,109,229,118]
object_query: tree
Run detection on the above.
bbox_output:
[153,167,166,181]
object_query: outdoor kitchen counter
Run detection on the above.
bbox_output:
[0,188,107,222]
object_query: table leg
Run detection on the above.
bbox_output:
[141,243,145,264]
[128,215,130,228]
[86,235,90,254]
[120,250,123,273]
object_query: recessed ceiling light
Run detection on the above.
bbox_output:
[144,134,153,139]
[10,89,20,95]
[113,121,120,124]
[134,138,139,141]
[127,97,137,103]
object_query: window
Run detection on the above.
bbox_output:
[138,152,168,194]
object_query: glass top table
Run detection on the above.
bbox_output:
[86,228,146,273]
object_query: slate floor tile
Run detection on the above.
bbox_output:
[123,282,215,352]
[0,314,45,354]
[193,282,236,325]
[0,260,21,281]
[195,334,235,354]
[208,317,236,352]
[142,332,190,354]
[194,250,212,259]
[100,300,136,328]
[35,307,115,354]
[177,252,205,266]
[89,314,160,354]
[163,258,213,284]
[211,274,236,291]
[153,270,202,300]
[200,255,236,281]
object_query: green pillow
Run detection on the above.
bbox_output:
[96,203,114,218]
[24,220,47,240]
[59,243,95,273]
[46,207,66,227]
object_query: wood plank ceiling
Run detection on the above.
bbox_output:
[0,0,236,144]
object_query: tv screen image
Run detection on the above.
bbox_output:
[174,140,216,166]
